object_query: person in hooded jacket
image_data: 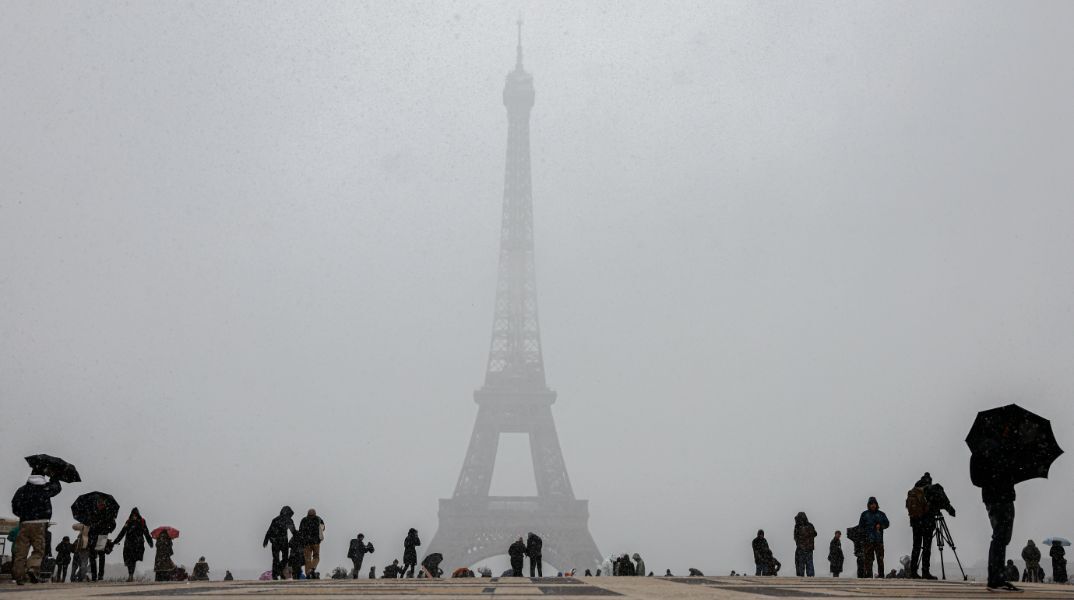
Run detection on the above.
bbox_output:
[858,497,889,578]
[191,556,210,581]
[526,532,543,577]
[508,537,526,576]
[10,473,62,585]
[828,530,844,577]
[263,506,297,580]
[1021,540,1042,582]
[1051,541,1068,583]
[299,509,324,579]
[618,554,636,576]
[402,528,420,578]
[752,530,771,576]
[793,512,818,577]
[113,508,154,582]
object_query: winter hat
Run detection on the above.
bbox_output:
[867,496,878,507]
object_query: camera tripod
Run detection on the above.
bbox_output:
[934,514,967,581]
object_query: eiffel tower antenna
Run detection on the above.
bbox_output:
[424,26,602,574]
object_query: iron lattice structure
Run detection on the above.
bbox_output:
[425,28,602,574]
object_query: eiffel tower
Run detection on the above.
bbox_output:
[425,24,602,574]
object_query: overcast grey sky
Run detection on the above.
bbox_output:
[2,0,1073,577]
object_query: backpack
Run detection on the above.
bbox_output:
[906,486,929,519]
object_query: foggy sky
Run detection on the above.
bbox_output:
[3,0,1074,577]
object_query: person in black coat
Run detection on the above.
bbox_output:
[526,532,543,577]
[263,506,297,580]
[508,537,526,577]
[1052,541,1068,583]
[298,509,324,579]
[54,536,73,582]
[752,530,771,576]
[402,529,420,578]
[114,508,154,582]
[828,531,844,577]
[10,474,62,585]
[971,450,1021,592]
[286,534,305,579]
[347,533,373,579]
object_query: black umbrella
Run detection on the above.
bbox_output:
[25,454,81,483]
[71,492,120,532]
[966,404,1064,487]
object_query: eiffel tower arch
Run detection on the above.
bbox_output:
[425,25,602,574]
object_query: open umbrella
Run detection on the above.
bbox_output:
[71,492,119,532]
[25,454,81,483]
[966,404,1064,487]
[151,526,180,540]
[1044,537,1072,547]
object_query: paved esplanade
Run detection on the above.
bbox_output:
[5,578,1074,599]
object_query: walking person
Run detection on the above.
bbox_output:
[526,532,543,577]
[793,512,818,577]
[402,528,420,578]
[298,509,324,579]
[858,497,889,578]
[10,472,62,585]
[153,530,176,582]
[88,524,112,582]
[1051,541,1068,583]
[71,522,91,582]
[53,536,73,582]
[828,531,844,577]
[508,537,526,577]
[347,533,373,579]
[752,530,771,576]
[262,506,297,580]
[1021,540,1041,583]
[113,508,154,582]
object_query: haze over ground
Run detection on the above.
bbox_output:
[2,0,1073,577]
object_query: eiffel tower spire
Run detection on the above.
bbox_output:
[485,16,543,392]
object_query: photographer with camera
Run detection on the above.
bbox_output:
[906,472,956,579]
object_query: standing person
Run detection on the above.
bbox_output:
[858,497,889,578]
[53,536,73,582]
[153,530,176,582]
[752,530,771,576]
[618,554,636,576]
[1051,541,1068,583]
[972,452,1021,592]
[262,506,297,581]
[347,533,373,579]
[828,531,844,577]
[113,508,154,582]
[402,528,420,578]
[526,532,543,577]
[191,556,210,581]
[508,537,526,577]
[907,472,956,579]
[1021,540,1042,583]
[71,523,91,582]
[793,512,818,577]
[632,553,646,577]
[10,472,62,585]
[298,509,324,579]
